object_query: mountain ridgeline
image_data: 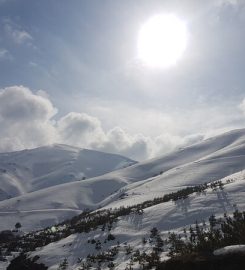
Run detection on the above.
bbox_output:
[1,128,245,269]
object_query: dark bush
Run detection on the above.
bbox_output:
[156,253,245,270]
[7,254,48,270]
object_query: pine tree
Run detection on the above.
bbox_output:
[209,214,217,230]
[15,222,22,231]
[58,258,68,270]
[108,262,115,270]
[150,227,158,238]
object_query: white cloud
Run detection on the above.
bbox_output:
[0,48,12,61]
[99,127,151,160]
[57,114,205,160]
[0,86,57,152]
[0,86,206,160]
[4,21,33,45]
[57,114,151,160]
[0,86,56,121]
[57,112,107,148]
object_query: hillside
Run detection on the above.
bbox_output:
[1,128,245,269]
[0,129,245,232]
[3,171,245,270]
[32,171,245,270]
[0,144,136,201]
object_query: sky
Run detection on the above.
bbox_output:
[0,0,245,161]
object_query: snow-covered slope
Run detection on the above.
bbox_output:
[1,128,245,232]
[0,144,136,200]
[28,171,245,270]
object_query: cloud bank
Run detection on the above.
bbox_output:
[0,86,57,152]
[0,86,213,160]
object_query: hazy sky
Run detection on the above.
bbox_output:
[0,0,245,160]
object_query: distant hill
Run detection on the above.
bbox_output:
[0,144,136,200]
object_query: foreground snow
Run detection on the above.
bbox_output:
[29,170,245,270]
[214,245,245,256]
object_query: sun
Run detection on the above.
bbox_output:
[137,14,188,68]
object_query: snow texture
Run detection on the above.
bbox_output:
[214,245,245,255]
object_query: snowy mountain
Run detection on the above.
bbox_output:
[0,128,245,232]
[1,128,245,270]
[0,144,136,201]
[26,171,245,270]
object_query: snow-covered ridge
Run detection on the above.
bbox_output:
[0,144,136,200]
[0,128,245,231]
[7,170,245,270]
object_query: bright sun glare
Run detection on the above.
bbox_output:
[138,14,188,68]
